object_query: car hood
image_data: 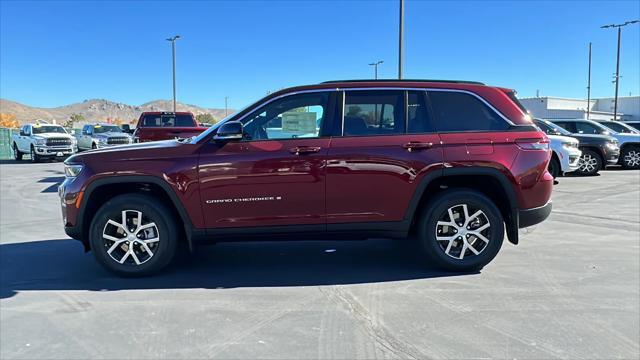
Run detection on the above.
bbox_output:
[66,140,182,163]
[547,134,579,144]
[610,133,640,144]
[569,133,617,142]
[32,132,74,139]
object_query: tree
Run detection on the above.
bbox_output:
[0,113,19,128]
[196,113,216,124]
[65,113,85,128]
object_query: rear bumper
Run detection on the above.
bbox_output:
[519,201,552,228]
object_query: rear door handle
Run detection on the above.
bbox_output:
[289,146,322,155]
[402,142,433,151]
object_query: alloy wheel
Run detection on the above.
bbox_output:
[578,154,598,173]
[435,204,491,259]
[102,210,160,265]
[623,150,640,168]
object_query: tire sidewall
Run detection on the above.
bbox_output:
[622,147,640,169]
[30,146,39,163]
[549,156,560,178]
[89,194,177,276]
[418,190,504,271]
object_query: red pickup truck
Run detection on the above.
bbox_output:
[132,112,208,142]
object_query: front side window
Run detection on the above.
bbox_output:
[428,91,509,132]
[575,122,605,135]
[240,92,329,140]
[343,91,405,136]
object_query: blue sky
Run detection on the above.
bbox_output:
[1,0,639,110]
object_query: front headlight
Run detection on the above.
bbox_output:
[64,164,83,178]
[606,141,619,150]
[71,137,77,145]
[97,138,108,144]
[35,138,46,145]
[562,141,578,149]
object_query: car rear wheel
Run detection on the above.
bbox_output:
[13,144,22,161]
[29,146,40,163]
[417,189,504,272]
[548,155,561,178]
[621,147,640,169]
[575,149,601,176]
[89,194,178,276]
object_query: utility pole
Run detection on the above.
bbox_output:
[601,20,639,121]
[224,96,229,116]
[166,35,181,113]
[398,0,404,79]
[587,42,592,119]
[369,60,383,79]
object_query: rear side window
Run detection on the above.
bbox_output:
[143,114,195,127]
[343,91,405,136]
[428,91,509,132]
[407,91,435,133]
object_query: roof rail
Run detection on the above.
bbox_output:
[321,79,485,85]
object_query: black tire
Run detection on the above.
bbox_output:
[575,149,601,176]
[89,194,178,276]
[13,143,22,161]
[416,189,504,272]
[91,143,97,150]
[548,155,561,178]
[621,146,640,170]
[29,146,40,163]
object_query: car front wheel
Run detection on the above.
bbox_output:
[13,144,22,161]
[548,155,561,178]
[417,189,504,272]
[89,194,178,276]
[30,146,40,163]
[621,147,640,169]
[575,149,601,176]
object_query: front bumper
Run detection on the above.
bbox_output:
[605,147,620,165]
[519,201,552,228]
[35,146,76,156]
[560,147,582,172]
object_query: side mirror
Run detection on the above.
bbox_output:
[121,124,132,133]
[214,121,243,141]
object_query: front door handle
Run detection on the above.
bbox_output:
[289,146,322,155]
[402,142,433,151]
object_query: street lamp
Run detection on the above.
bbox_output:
[601,20,639,121]
[398,0,404,79]
[368,60,384,79]
[166,35,181,113]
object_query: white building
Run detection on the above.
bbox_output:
[519,96,640,121]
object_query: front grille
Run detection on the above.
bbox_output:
[107,137,130,145]
[46,138,72,146]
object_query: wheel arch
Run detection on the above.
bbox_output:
[404,167,520,245]
[78,176,196,252]
[579,145,605,165]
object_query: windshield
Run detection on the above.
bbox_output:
[32,125,67,134]
[535,119,572,136]
[94,125,122,134]
[601,121,639,134]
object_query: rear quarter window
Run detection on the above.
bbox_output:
[428,91,510,132]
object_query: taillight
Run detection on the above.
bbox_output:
[515,138,550,150]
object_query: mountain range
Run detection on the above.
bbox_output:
[0,98,231,125]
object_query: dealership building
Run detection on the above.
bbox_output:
[518,96,640,121]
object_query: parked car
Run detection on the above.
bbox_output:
[534,119,619,176]
[75,123,133,151]
[624,121,640,131]
[552,119,639,169]
[594,120,640,134]
[132,112,208,143]
[532,119,581,177]
[12,122,77,162]
[60,79,553,276]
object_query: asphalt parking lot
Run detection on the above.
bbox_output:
[0,160,638,360]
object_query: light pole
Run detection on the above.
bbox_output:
[398,0,404,79]
[587,42,592,119]
[166,35,181,113]
[224,96,229,116]
[369,60,383,79]
[601,20,639,121]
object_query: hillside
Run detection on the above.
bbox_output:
[0,98,231,125]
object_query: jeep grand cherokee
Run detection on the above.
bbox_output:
[59,79,553,276]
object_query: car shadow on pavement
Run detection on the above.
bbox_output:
[38,176,65,193]
[0,238,474,299]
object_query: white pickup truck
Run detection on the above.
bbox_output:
[12,123,78,162]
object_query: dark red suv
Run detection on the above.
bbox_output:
[59,80,553,276]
